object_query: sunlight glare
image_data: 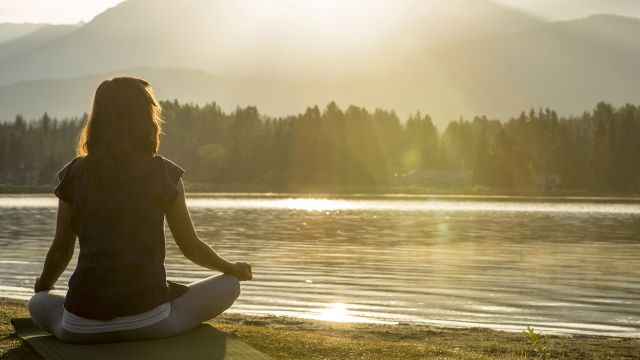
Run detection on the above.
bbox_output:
[244,0,402,46]
[303,302,375,323]
[305,302,397,324]
[281,198,356,212]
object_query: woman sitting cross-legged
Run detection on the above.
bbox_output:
[28,76,252,344]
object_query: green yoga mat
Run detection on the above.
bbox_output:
[12,318,271,360]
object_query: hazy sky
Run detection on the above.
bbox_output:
[0,0,123,24]
[1,0,640,24]
[494,0,640,19]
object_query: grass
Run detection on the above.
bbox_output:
[0,303,36,360]
[214,322,514,360]
[2,300,639,360]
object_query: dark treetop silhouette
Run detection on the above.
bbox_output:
[1,101,638,193]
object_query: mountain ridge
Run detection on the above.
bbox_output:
[0,23,46,43]
[0,0,542,85]
[0,1,639,123]
[0,24,79,61]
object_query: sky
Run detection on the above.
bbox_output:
[1,0,640,24]
[0,0,123,24]
[494,0,640,20]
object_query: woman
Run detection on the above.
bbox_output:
[28,77,252,343]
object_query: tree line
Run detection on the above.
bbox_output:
[0,101,638,193]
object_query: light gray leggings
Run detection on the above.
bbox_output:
[27,274,241,344]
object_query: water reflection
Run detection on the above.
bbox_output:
[304,303,391,323]
[312,303,351,322]
[279,198,356,211]
[184,196,640,215]
[4,195,640,215]
[1,195,639,337]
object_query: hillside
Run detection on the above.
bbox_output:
[0,24,79,61]
[418,14,640,119]
[1,2,640,123]
[0,0,539,86]
[0,66,408,121]
[0,23,44,43]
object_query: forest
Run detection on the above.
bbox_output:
[0,101,638,193]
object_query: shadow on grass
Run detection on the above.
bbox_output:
[0,333,42,360]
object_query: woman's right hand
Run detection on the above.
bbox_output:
[232,262,253,281]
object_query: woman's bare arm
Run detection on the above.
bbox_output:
[35,199,76,292]
[165,179,252,280]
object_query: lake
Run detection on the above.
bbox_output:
[1,195,639,337]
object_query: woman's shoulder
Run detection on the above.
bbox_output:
[54,156,86,203]
[152,155,180,166]
[57,156,86,179]
[151,155,185,179]
[150,156,185,207]
[62,155,86,167]
[151,155,183,171]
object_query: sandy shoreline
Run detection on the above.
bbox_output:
[2,297,639,359]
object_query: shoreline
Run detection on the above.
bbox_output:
[2,191,640,203]
[1,297,637,339]
[2,183,640,200]
[2,298,639,359]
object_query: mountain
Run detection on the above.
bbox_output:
[0,66,433,121]
[414,14,640,120]
[0,67,225,121]
[0,23,45,43]
[0,0,540,86]
[1,2,639,123]
[0,24,79,61]
[0,67,262,121]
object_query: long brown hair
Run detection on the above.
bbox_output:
[76,77,163,189]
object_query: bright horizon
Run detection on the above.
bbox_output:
[0,0,123,24]
[2,0,640,24]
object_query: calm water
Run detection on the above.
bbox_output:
[1,195,639,337]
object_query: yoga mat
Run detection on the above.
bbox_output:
[12,318,271,360]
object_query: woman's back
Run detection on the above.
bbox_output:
[56,154,185,320]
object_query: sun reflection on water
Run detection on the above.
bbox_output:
[314,303,352,322]
[301,303,397,324]
[280,198,357,212]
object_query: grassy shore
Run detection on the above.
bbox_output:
[1,299,638,360]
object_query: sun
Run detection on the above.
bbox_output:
[248,0,401,45]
